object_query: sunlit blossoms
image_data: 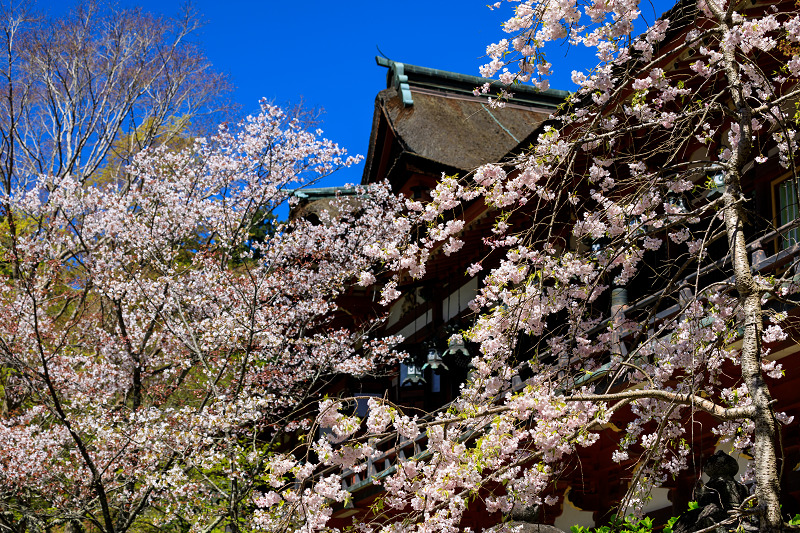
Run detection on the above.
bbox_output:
[6,0,800,531]
[0,101,410,533]
[256,0,800,532]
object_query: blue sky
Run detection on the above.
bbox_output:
[37,1,675,189]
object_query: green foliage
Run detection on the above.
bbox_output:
[570,503,703,533]
[663,515,679,533]
[663,503,697,533]
[571,515,654,533]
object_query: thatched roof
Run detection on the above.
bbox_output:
[378,86,553,170]
[362,58,567,184]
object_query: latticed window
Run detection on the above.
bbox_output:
[777,178,800,249]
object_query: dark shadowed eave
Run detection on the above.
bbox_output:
[288,186,362,222]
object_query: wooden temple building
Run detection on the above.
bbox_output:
[294,10,800,526]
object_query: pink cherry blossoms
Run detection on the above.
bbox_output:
[0,101,411,533]
[259,0,800,532]
[6,0,800,531]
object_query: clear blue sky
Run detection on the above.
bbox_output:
[37,0,675,189]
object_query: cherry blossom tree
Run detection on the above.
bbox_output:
[462,2,799,529]
[0,98,408,533]
[0,5,413,532]
[254,0,800,532]
[6,0,800,532]
[0,0,231,247]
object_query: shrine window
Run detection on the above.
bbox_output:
[774,176,800,249]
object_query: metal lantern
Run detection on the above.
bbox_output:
[401,364,426,386]
[706,170,726,198]
[666,194,689,213]
[422,344,449,372]
[443,335,468,359]
[627,216,644,236]
[465,357,478,384]
[443,333,472,370]
[584,236,610,257]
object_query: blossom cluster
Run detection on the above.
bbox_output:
[0,101,412,532]
[269,0,800,530]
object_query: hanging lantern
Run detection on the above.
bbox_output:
[583,236,610,257]
[443,333,471,370]
[666,194,689,213]
[465,357,478,384]
[627,216,644,236]
[706,170,726,198]
[422,344,449,372]
[443,334,469,359]
[401,363,426,386]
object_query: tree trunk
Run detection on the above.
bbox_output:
[712,6,784,527]
[722,185,782,532]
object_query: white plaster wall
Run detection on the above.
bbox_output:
[639,487,672,514]
[554,489,595,531]
[397,309,432,340]
[443,276,478,322]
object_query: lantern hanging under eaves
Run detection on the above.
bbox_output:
[401,364,426,386]
[422,344,449,372]
[443,334,469,359]
[666,194,689,213]
[444,333,472,369]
